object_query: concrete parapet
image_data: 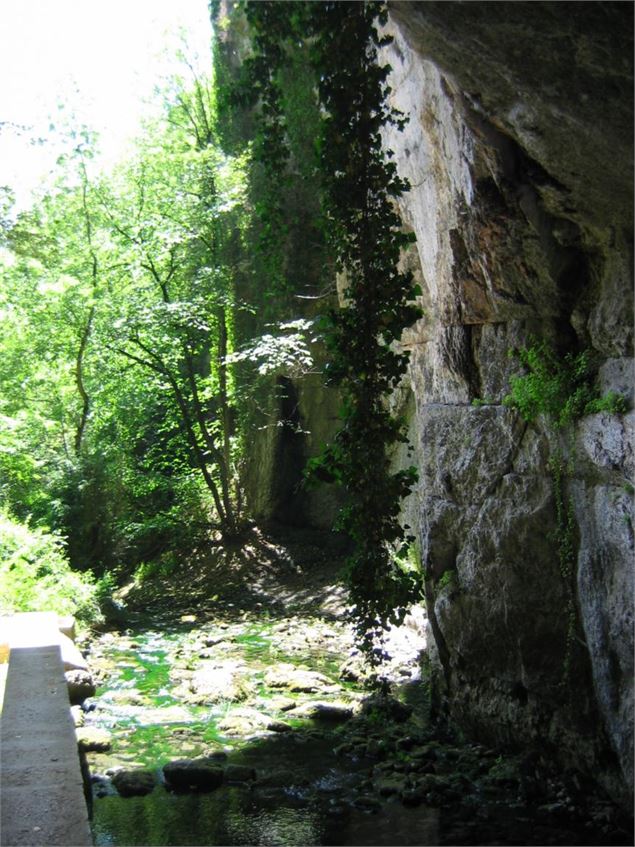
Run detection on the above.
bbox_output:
[0,614,92,846]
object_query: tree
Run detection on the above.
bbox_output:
[99,79,249,538]
[0,72,251,571]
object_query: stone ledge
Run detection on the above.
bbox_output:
[0,636,92,846]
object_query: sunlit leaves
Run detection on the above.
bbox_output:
[0,64,253,554]
[227,318,316,377]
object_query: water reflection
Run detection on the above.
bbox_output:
[92,782,439,846]
[224,805,321,846]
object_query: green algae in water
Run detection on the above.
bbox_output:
[89,624,380,845]
[96,636,178,708]
[232,628,273,661]
[135,654,172,700]
[233,623,356,685]
[108,721,232,768]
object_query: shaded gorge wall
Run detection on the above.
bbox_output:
[381,1,633,807]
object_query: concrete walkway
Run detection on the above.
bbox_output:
[0,613,92,846]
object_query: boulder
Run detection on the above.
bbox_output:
[267,696,296,712]
[76,726,112,752]
[163,758,224,791]
[354,795,382,813]
[361,694,413,724]
[70,705,85,727]
[224,764,257,783]
[400,787,425,807]
[338,655,369,683]
[374,775,409,797]
[264,663,339,694]
[202,750,228,763]
[188,660,253,704]
[65,669,96,705]
[217,708,270,736]
[285,700,355,721]
[266,720,292,733]
[112,768,156,797]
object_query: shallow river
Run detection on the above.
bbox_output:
[84,616,437,846]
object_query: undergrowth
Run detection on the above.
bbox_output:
[503,340,627,427]
[0,510,105,627]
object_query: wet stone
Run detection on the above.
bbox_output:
[268,696,296,712]
[163,758,224,791]
[187,660,253,704]
[203,750,228,763]
[353,795,382,813]
[361,694,412,723]
[334,742,355,757]
[112,768,156,797]
[224,764,257,783]
[285,700,355,721]
[365,738,390,758]
[217,708,270,736]
[264,663,339,694]
[76,726,113,752]
[375,776,409,797]
[70,705,85,727]
[401,786,425,806]
[266,720,292,733]
[65,668,97,705]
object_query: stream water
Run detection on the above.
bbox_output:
[83,615,438,846]
[81,611,632,847]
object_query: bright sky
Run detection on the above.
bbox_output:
[0,0,212,210]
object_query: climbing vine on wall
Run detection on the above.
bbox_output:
[241,0,423,662]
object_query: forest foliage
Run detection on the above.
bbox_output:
[0,66,251,579]
[1,1,422,650]
[0,509,105,625]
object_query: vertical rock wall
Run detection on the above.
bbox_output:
[380,3,633,805]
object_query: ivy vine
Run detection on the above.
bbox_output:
[229,3,302,296]
[240,0,423,663]
[549,452,577,686]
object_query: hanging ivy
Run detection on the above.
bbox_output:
[241,0,423,663]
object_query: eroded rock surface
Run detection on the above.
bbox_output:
[375,2,634,807]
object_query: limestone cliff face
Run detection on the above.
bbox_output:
[380,2,633,806]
